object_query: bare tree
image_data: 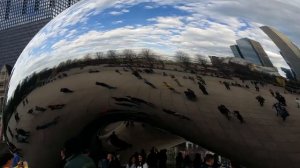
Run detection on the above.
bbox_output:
[122,49,136,65]
[107,50,118,64]
[95,52,104,64]
[175,51,191,69]
[140,48,156,68]
[196,54,208,65]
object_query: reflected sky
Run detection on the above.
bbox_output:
[8,0,300,99]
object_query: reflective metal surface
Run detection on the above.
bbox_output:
[3,0,300,167]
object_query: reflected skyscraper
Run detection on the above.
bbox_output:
[230,45,243,58]
[261,26,300,80]
[0,0,80,68]
[231,38,274,67]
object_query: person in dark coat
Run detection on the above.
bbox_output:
[198,82,208,95]
[183,155,192,168]
[14,113,20,123]
[147,147,158,168]
[234,111,244,123]
[223,82,230,90]
[273,103,289,121]
[158,150,167,168]
[201,154,214,168]
[217,105,231,120]
[256,96,265,106]
[193,153,202,168]
[176,152,184,168]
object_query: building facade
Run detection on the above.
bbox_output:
[261,26,300,81]
[230,45,243,58]
[230,38,274,67]
[0,0,80,68]
[0,64,12,141]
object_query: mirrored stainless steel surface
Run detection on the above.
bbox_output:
[3,0,300,167]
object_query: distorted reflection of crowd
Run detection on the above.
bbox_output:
[59,138,226,168]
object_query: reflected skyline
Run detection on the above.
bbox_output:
[3,1,300,167]
[8,0,300,99]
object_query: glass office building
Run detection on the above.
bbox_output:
[231,38,274,67]
[261,26,300,80]
[230,45,244,58]
[0,0,80,68]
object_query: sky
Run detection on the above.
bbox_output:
[8,0,300,99]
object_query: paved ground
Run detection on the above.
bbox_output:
[5,65,300,168]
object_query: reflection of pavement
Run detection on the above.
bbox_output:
[99,122,184,163]
[6,66,300,168]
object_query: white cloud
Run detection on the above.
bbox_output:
[109,9,130,15]
[8,0,300,99]
[112,20,124,24]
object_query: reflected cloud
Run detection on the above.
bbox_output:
[8,0,300,100]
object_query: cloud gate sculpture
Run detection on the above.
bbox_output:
[2,0,300,167]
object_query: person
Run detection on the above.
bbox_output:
[175,152,184,168]
[158,150,167,168]
[14,113,20,123]
[201,154,214,168]
[217,105,231,120]
[0,152,13,167]
[15,134,29,143]
[256,96,265,106]
[255,85,259,92]
[234,111,244,123]
[296,98,300,108]
[15,128,30,137]
[212,154,221,168]
[136,154,148,168]
[273,102,289,121]
[106,153,121,168]
[198,82,209,95]
[183,154,192,168]
[147,147,158,168]
[275,92,286,106]
[223,82,230,90]
[193,153,202,168]
[184,89,197,100]
[126,155,137,168]
[269,89,275,97]
[62,138,96,168]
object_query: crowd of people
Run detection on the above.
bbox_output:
[58,138,228,168]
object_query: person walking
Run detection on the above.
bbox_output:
[200,154,214,168]
[198,82,209,95]
[137,154,148,168]
[256,96,265,106]
[147,147,158,168]
[183,154,192,168]
[62,138,96,168]
[126,155,137,168]
[176,152,184,168]
[193,153,202,168]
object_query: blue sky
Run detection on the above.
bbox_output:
[8,0,300,98]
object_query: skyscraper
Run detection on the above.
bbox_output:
[261,26,300,80]
[230,38,274,67]
[0,0,80,68]
[230,45,243,58]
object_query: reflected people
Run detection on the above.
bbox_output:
[2,0,300,168]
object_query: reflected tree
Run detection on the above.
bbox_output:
[107,50,118,64]
[122,49,136,65]
[140,48,156,68]
[175,51,191,70]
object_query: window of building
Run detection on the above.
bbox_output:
[34,0,40,11]
[68,0,72,7]
[5,0,12,20]
[50,0,55,7]
[22,0,28,14]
